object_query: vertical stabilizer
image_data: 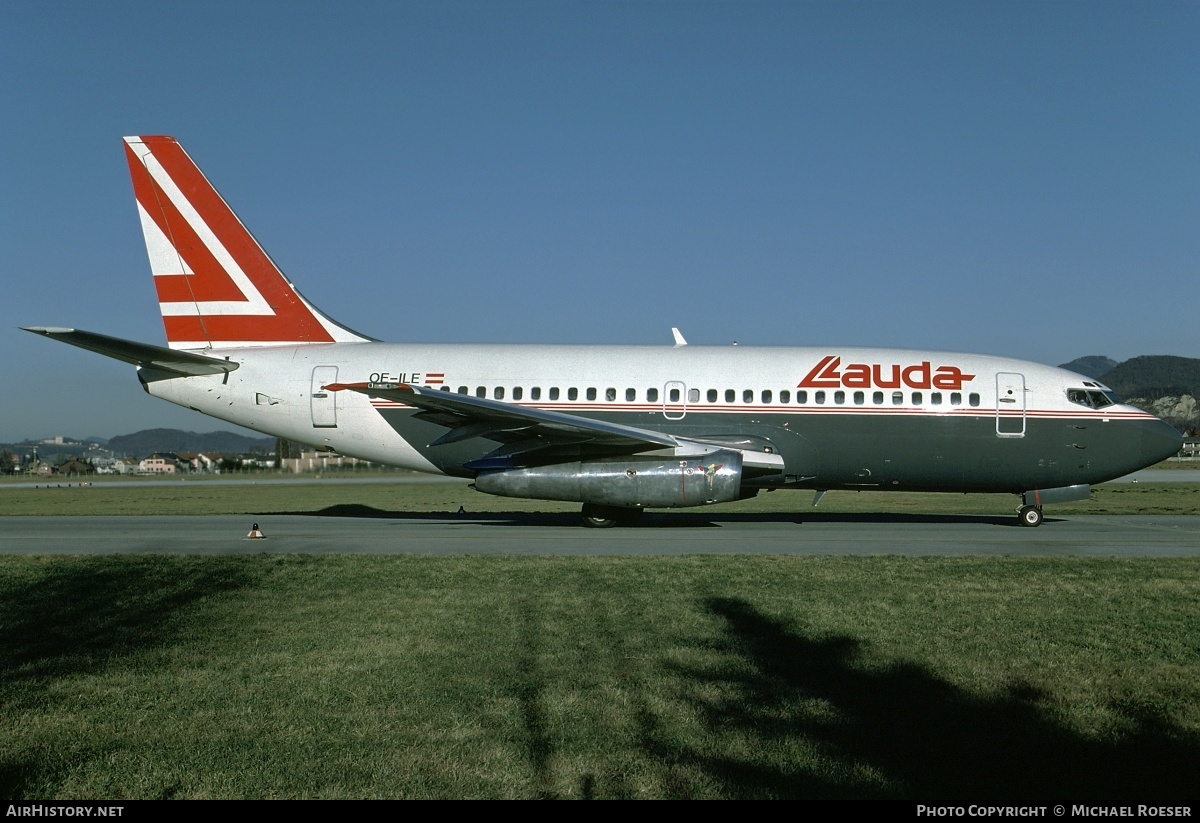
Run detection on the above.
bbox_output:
[123,135,371,349]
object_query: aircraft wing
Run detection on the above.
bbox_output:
[21,327,239,376]
[325,381,678,458]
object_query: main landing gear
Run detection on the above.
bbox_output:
[1017,505,1044,528]
[580,503,644,528]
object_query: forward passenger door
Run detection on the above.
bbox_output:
[996,372,1026,437]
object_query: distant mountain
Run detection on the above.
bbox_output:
[1099,355,1200,400]
[1086,355,1200,433]
[106,429,275,457]
[1058,356,1120,379]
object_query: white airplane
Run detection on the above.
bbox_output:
[24,136,1182,527]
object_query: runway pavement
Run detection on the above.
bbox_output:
[3,512,1199,556]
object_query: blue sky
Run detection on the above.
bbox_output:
[3,0,1198,440]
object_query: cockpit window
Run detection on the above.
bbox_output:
[1067,388,1119,410]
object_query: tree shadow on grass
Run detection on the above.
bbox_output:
[0,556,259,797]
[648,596,1199,799]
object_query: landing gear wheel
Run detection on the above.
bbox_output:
[580,504,642,528]
[581,503,618,528]
[1018,505,1044,528]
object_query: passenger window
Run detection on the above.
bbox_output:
[513,387,523,400]
[853,391,864,405]
[892,392,904,405]
[707,389,718,403]
[494,387,505,400]
[550,387,560,400]
[762,390,773,404]
[815,391,826,404]
[951,392,962,405]
[834,390,845,404]
[797,390,807,404]
[931,392,942,406]
[568,388,579,401]
[912,392,922,405]
[440,386,450,392]
[669,388,680,402]
[476,386,486,398]
[531,387,541,400]
[780,390,790,403]
[688,388,699,403]
[606,388,616,401]
[457,386,468,395]
[873,391,883,405]
[648,388,659,402]
[743,389,753,403]
[969,393,980,407]
[586,388,596,401]
[626,388,636,402]
[725,389,736,403]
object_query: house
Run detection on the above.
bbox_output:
[281,450,369,473]
[56,457,95,476]
[138,453,179,474]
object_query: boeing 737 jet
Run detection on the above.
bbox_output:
[24,136,1182,526]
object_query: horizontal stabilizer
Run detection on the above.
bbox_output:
[21,327,239,376]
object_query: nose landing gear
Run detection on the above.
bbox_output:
[1017,485,1090,527]
[1017,505,1044,527]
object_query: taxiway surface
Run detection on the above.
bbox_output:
[4,513,1199,556]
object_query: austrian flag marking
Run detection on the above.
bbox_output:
[799,355,975,391]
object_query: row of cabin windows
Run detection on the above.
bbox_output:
[447,385,982,408]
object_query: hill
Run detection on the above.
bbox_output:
[1099,355,1200,432]
[1058,356,1120,379]
[1098,355,1200,399]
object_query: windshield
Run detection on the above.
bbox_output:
[1067,388,1120,410]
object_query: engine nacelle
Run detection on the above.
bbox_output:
[473,450,744,508]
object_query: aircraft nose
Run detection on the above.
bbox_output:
[1142,418,1184,465]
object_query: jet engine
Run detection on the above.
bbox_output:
[473,450,744,508]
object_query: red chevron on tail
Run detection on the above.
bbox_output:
[124,135,369,350]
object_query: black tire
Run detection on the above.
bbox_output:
[580,503,641,528]
[1018,505,1043,527]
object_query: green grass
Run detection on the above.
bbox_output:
[2,479,1197,797]
[1,554,1197,799]
[1,475,1198,517]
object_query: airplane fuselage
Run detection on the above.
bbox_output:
[142,342,1180,494]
